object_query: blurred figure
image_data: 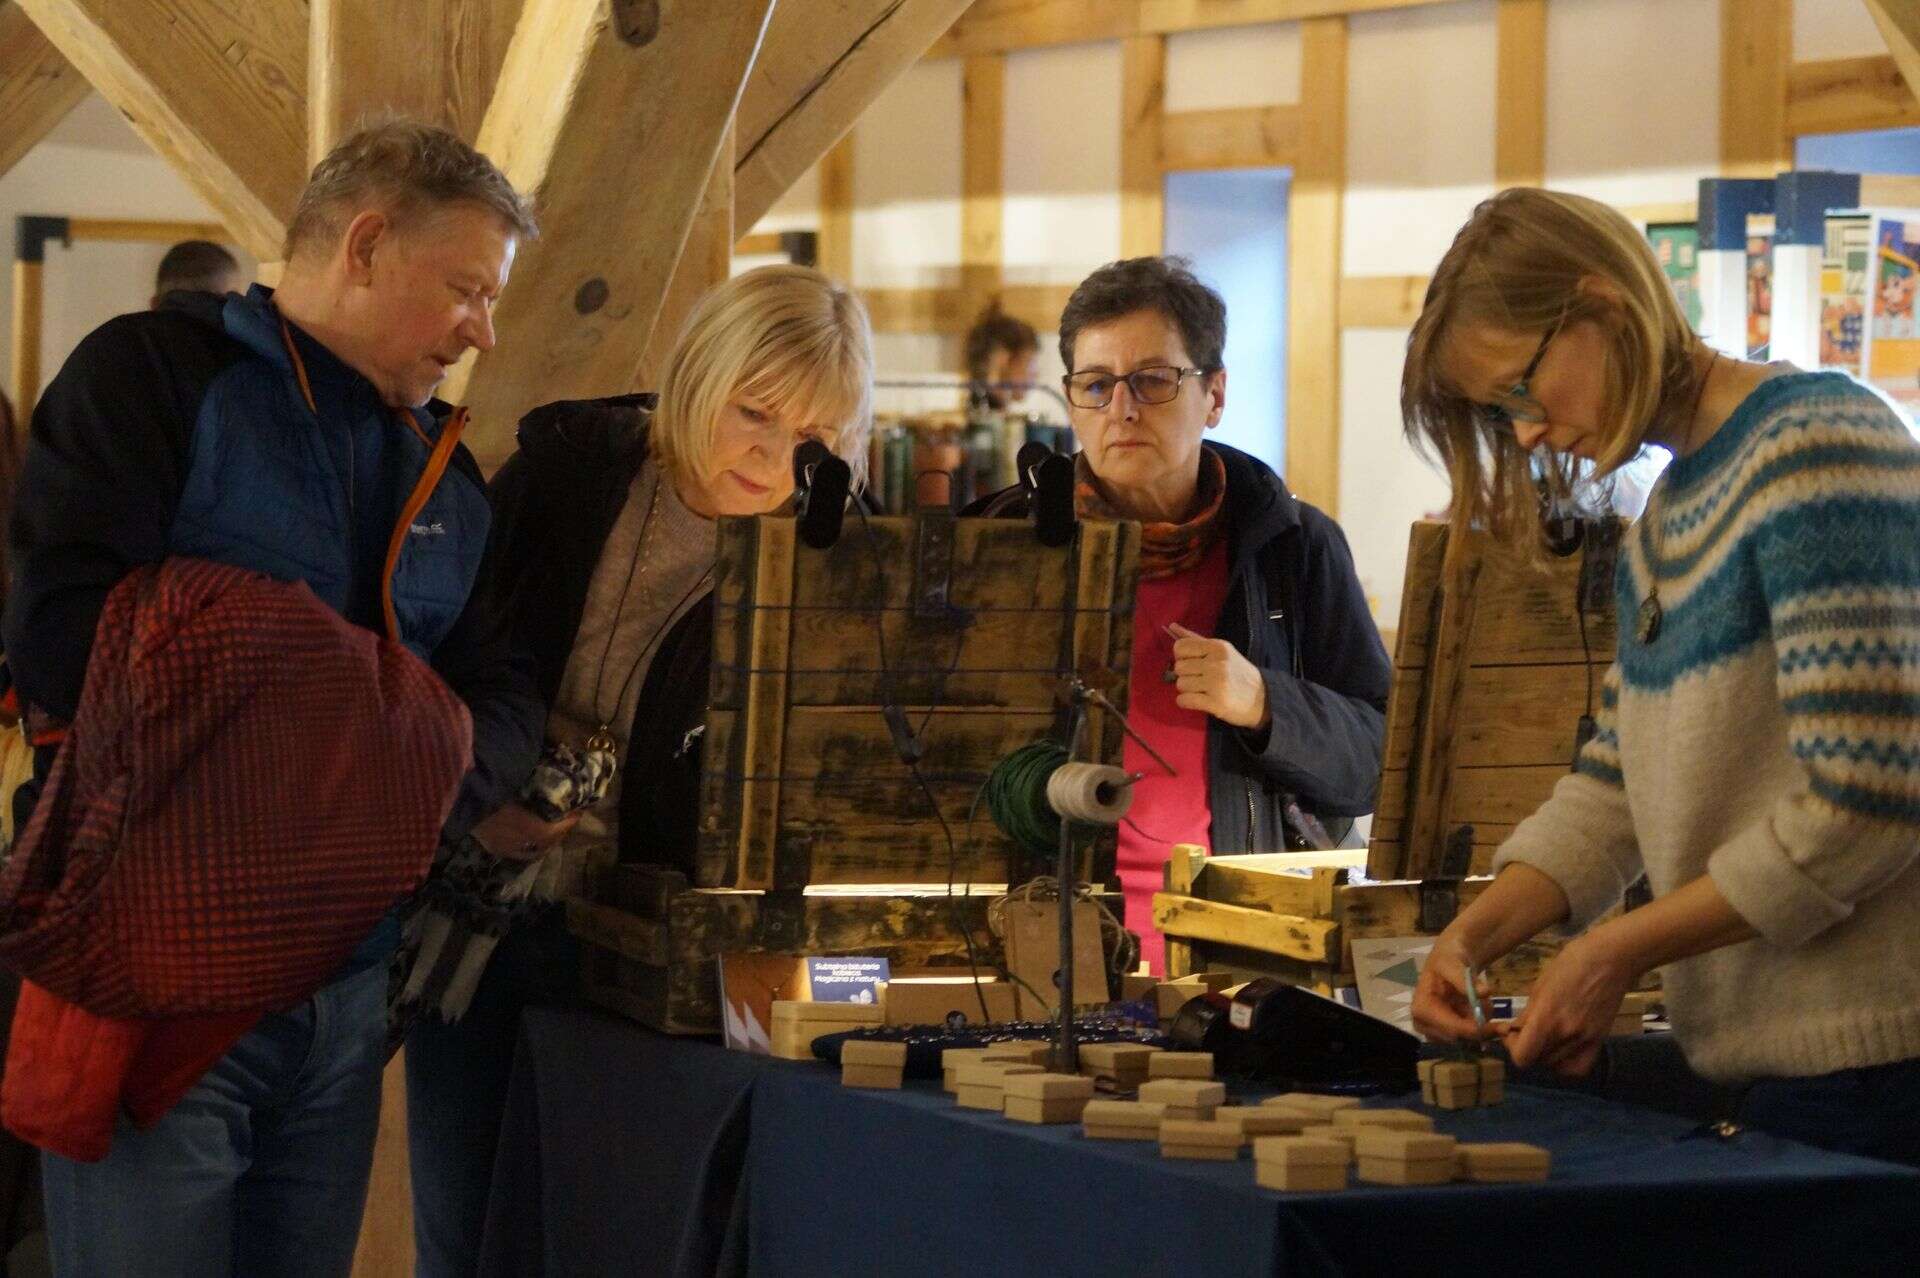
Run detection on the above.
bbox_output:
[151,239,244,308]
[964,299,1039,411]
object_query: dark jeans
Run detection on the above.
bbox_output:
[405,907,579,1278]
[40,962,388,1278]
[1525,1033,1920,1167]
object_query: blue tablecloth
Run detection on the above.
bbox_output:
[481,1008,1920,1277]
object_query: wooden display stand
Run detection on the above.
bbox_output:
[570,512,1140,1034]
[1156,518,1654,1000]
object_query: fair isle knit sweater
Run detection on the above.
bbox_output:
[1494,371,1920,1083]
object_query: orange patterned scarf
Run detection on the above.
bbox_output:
[1075,448,1228,579]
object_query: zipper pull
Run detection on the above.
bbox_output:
[674,722,706,758]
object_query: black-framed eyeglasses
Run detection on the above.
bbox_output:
[1479,313,1565,428]
[1063,365,1208,409]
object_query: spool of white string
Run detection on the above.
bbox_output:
[1044,762,1133,826]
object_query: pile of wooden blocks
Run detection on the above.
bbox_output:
[1417,1057,1506,1109]
[1002,1073,1097,1124]
[770,1000,883,1061]
[1136,1078,1226,1121]
[1082,1099,1167,1141]
[953,1059,1043,1111]
[1076,1042,1157,1090]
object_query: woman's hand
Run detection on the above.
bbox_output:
[1411,929,1494,1046]
[469,803,582,863]
[1167,622,1270,730]
[1504,933,1638,1077]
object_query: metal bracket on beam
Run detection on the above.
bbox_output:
[15,216,70,264]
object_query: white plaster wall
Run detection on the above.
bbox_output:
[852,59,963,291]
[1165,23,1302,111]
[1003,42,1122,286]
[0,95,247,406]
[754,160,821,236]
[1338,328,1450,623]
[1795,0,1893,61]
[1544,0,1719,209]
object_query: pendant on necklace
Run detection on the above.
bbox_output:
[585,725,618,758]
[1635,592,1663,645]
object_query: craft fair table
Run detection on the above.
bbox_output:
[477,1007,1920,1278]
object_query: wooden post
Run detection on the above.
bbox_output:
[1161,843,1207,978]
[1120,34,1165,259]
[961,53,1005,313]
[11,256,44,424]
[1285,16,1347,517]
[818,133,855,284]
[1865,1,1920,106]
[1720,0,1792,178]
[1494,0,1546,189]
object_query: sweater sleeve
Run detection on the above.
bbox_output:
[1234,507,1391,815]
[1704,407,1920,947]
[1493,663,1644,929]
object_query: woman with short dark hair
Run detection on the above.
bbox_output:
[971,256,1390,972]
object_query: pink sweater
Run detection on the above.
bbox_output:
[1117,539,1231,973]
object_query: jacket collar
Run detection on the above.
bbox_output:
[1208,439,1301,565]
[513,393,657,474]
[220,285,451,428]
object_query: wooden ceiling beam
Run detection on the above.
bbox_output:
[309,0,524,162]
[736,0,974,233]
[926,0,1457,59]
[1787,54,1920,136]
[451,0,775,469]
[13,0,307,261]
[0,2,91,179]
[1865,1,1920,109]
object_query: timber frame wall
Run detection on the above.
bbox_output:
[806,0,1920,518]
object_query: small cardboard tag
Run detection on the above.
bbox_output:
[1001,899,1108,1017]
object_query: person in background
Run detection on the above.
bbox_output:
[1403,187,1920,1167]
[404,264,874,1278]
[150,239,245,308]
[4,120,552,1276]
[969,257,1390,973]
[964,298,1040,411]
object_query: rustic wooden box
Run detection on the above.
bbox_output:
[571,512,1141,1034]
[1369,518,1621,881]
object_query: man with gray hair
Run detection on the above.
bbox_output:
[4,120,564,1277]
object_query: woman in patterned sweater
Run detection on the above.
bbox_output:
[1403,188,1920,1165]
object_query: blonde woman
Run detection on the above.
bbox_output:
[405,264,874,1275]
[1401,188,1920,1166]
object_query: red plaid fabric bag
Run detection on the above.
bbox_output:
[0,558,472,1017]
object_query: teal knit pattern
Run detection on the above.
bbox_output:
[1497,371,1920,1082]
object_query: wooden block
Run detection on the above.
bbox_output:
[1299,1125,1356,1162]
[1003,1073,1096,1103]
[884,979,1019,1027]
[1216,1105,1309,1138]
[941,1047,994,1092]
[956,1084,1006,1111]
[1256,1161,1348,1193]
[841,1040,908,1069]
[1004,1094,1091,1125]
[1159,1119,1246,1150]
[1268,1093,1360,1121]
[953,1060,1044,1089]
[1457,1142,1551,1183]
[1121,973,1158,1001]
[1077,1042,1158,1084]
[772,1000,885,1024]
[1255,1135,1349,1166]
[1154,979,1206,1021]
[1081,1100,1167,1139]
[1160,1104,1216,1122]
[1332,1107,1433,1134]
[1354,1130,1458,1186]
[1159,1136,1236,1159]
[1194,971,1237,993]
[841,1063,903,1090]
[1147,1052,1213,1080]
[981,1042,1051,1066]
[1137,1079,1227,1109]
[1417,1057,1437,1105]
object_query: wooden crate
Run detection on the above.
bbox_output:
[1153,848,1651,998]
[570,512,1141,1034]
[1368,518,1621,881]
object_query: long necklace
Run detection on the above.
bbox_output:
[1636,352,1719,645]
[583,470,713,759]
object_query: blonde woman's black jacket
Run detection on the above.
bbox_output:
[964,439,1390,851]
[484,395,713,876]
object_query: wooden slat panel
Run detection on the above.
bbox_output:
[1494,0,1545,188]
[1152,892,1341,965]
[1120,34,1165,258]
[1787,54,1920,136]
[735,0,974,232]
[309,0,521,161]
[1285,15,1345,515]
[1340,274,1429,329]
[16,0,306,261]
[1161,104,1302,170]
[1403,536,1481,869]
[0,2,90,179]
[453,0,775,468]
[1719,0,1791,178]
[1194,858,1346,918]
[737,517,795,890]
[1394,523,1619,666]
